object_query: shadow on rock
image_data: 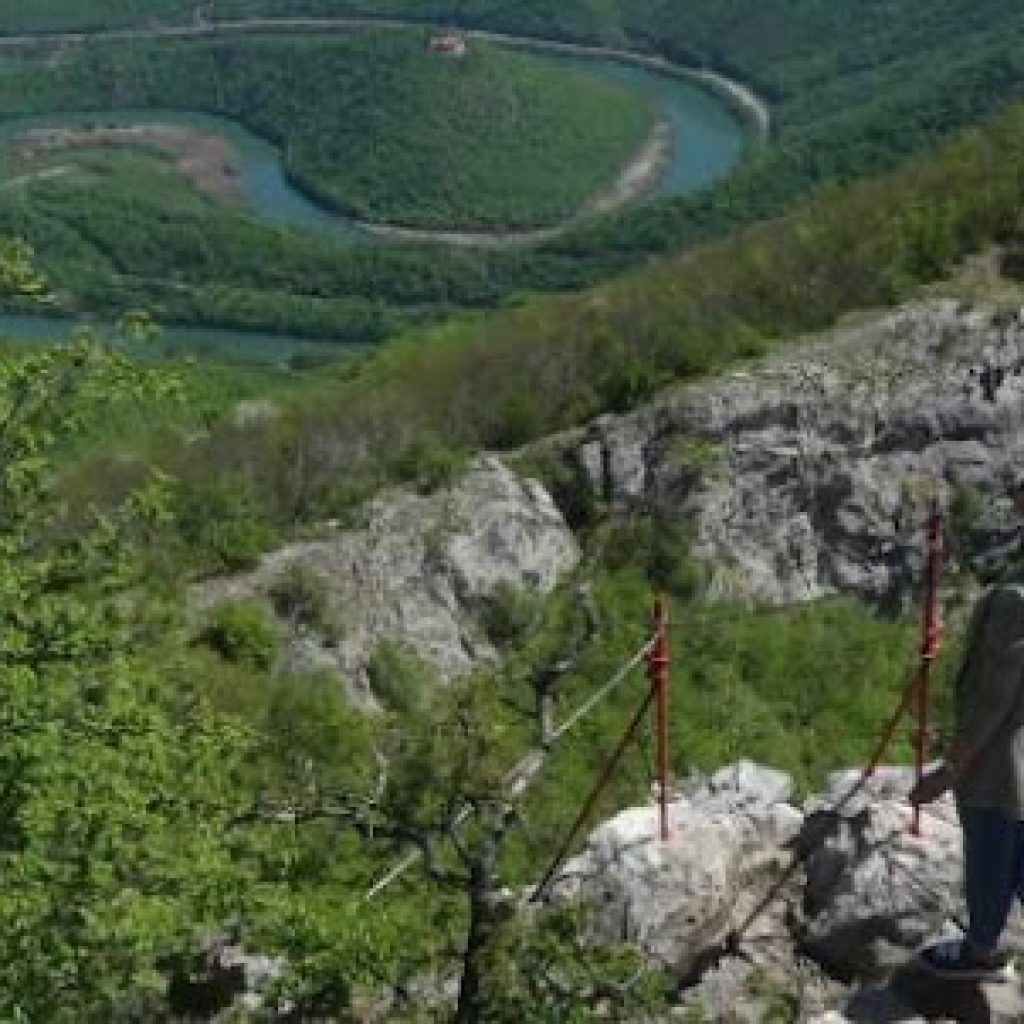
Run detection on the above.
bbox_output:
[888,961,1024,1023]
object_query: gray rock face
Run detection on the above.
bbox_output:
[554,761,1024,1022]
[567,301,1024,604]
[549,759,803,980]
[191,456,579,702]
[801,768,967,981]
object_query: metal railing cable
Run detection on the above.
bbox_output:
[362,634,656,902]
[548,639,656,744]
[530,682,657,904]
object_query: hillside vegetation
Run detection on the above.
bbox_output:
[3,14,1024,1012]
[0,2,1022,340]
[0,112,998,1007]
[0,34,653,231]
[120,102,1024,545]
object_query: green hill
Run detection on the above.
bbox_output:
[0,34,654,232]
[0,2,1022,341]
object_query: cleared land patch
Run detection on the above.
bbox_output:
[5,124,244,204]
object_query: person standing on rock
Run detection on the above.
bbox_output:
[911,476,1024,979]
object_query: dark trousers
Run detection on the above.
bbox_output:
[961,804,1024,948]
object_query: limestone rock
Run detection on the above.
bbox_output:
[190,456,579,703]
[697,759,795,811]
[549,762,803,977]
[679,955,843,1023]
[801,768,965,981]
[800,769,1024,990]
[561,300,1024,605]
[552,762,1024,1020]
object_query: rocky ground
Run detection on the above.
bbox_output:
[190,456,580,704]
[570,298,1024,606]
[549,760,1024,1023]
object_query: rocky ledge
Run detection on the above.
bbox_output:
[190,456,579,703]
[547,760,1024,1022]
[569,300,1024,605]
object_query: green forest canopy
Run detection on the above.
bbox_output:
[0,2,1023,338]
[0,34,655,231]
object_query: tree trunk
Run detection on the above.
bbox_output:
[455,857,499,1024]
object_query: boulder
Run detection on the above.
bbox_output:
[801,768,965,981]
[551,762,1024,1020]
[561,300,1024,605]
[190,456,580,703]
[549,763,803,977]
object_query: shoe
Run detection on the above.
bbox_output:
[918,939,1015,982]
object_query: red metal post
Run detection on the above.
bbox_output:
[912,505,943,836]
[650,595,671,841]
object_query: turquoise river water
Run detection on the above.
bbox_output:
[0,50,749,362]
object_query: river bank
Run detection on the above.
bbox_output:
[0,41,748,249]
[360,117,673,248]
[8,123,245,204]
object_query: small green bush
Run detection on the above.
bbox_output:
[365,640,434,714]
[269,563,344,642]
[600,516,704,600]
[599,357,661,414]
[203,600,280,670]
[518,449,600,531]
[174,477,275,574]
[392,441,469,494]
[948,483,986,562]
[480,582,542,646]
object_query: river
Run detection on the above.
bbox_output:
[0,43,751,361]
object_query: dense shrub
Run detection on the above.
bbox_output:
[600,517,704,601]
[174,476,276,573]
[269,562,342,640]
[202,600,280,669]
[365,640,435,714]
[480,582,543,647]
[391,441,470,494]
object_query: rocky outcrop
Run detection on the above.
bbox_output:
[549,762,803,979]
[568,300,1024,605]
[548,760,1024,1022]
[190,456,580,703]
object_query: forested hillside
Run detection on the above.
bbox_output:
[0,1,1021,340]
[5,0,1024,1011]
[0,34,652,231]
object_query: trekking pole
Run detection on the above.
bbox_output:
[912,503,943,837]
